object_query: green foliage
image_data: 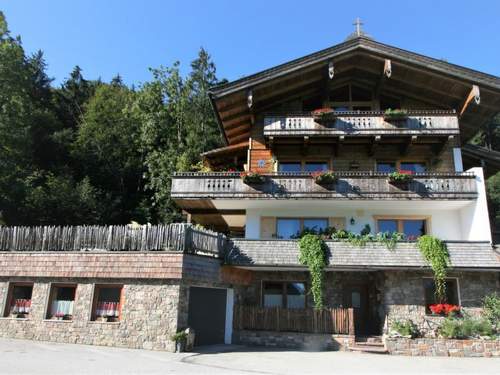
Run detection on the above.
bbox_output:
[482,293,500,330]
[391,320,419,338]
[298,234,327,309]
[384,108,408,120]
[170,331,188,342]
[486,172,500,231]
[376,231,405,250]
[0,9,223,226]
[312,171,337,184]
[331,228,405,251]
[439,316,494,339]
[388,171,413,183]
[417,235,449,301]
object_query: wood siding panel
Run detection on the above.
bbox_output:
[260,217,276,239]
[329,217,346,231]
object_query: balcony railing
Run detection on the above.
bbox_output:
[263,110,459,137]
[171,171,477,200]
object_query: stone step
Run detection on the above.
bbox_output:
[349,345,388,354]
[353,341,385,347]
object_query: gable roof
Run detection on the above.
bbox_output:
[210,36,500,145]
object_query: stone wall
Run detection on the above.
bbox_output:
[382,270,499,335]
[234,330,354,351]
[385,337,500,357]
[0,278,181,351]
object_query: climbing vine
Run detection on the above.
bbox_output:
[417,235,450,301]
[298,234,328,309]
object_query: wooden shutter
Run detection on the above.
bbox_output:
[329,217,346,231]
[260,217,276,239]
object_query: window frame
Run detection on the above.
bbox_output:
[45,283,77,320]
[3,282,34,318]
[275,217,329,239]
[277,159,331,173]
[90,284,124,322]
[374,215,431,238]
[261,280,307,309]
[422,277,461,315]
[375,160,428,173]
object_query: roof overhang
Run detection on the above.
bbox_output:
[210,36,500,144]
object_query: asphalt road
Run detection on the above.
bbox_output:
[0,338,499,375]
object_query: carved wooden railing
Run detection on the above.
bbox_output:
[171,171,477,200]
[233,305,355,335]
[263,110,459,137]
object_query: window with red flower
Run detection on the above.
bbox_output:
[423,278,460,314]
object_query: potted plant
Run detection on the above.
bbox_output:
[240,171,265,185]
[384,108,408,122]
[312,108,337,122]
[387,170,413,188]
[312,171,337,185]
[171,331,188,353]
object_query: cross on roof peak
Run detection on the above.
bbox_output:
[353,17,364,37]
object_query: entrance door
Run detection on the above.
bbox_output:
[343,285,369,336]
[187,287,227,346]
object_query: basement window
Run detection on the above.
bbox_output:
[263,281,306,309]
[46,284,76,320]
[423,278,460,314]
[4,283,33,318]
[91,285,123,322]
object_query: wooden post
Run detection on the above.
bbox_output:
[348,308,355,335]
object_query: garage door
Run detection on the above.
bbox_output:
[187,287,227,346]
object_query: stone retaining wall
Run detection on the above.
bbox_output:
[234,330,354,351]
[385,337,500,357]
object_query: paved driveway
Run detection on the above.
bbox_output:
[0,338,499,375]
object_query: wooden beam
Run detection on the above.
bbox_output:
[459,85,481,117]
[368,135,381,156]
[433,135,454,155]
[188,209,246,215]
[400,135,418,156]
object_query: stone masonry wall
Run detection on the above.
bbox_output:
[234,330,354,351]
[385,337,500,357]
[0,278,181,351]
[383,270,499,335]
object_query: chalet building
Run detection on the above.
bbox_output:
[1,24,499,356]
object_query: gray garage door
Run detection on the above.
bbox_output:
[187,287,227,346]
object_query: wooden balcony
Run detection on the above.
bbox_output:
[263,110,459,138]
[171,171,478,201]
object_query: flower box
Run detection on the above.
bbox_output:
[429,303,461,316]
[240,172,266,185]
[311,108,337,122]
[387,170,414,188]
[384,109,408,122]
[312,171,337,185]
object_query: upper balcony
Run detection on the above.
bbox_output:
[171,171,478,201]
[262,110,459,138]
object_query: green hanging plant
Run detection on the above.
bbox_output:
[417,235,450,301]
[298,234,328,309]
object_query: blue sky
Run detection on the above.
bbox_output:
[2,0,499,86]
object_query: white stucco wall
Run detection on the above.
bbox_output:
[459,167,492,242]
[245,206,465,240]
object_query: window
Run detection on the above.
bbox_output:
[376,162,396,173]
[304,162,328,172]
[278,161,329,173]
[276,218,301,239]
[276,218,328,239]
[263,282,306,309]
[91,285,123,322]
[4,283,33,318]
[376,217,428,240]
[47,284,76,320]
[376,161,427,174]
[424,278,460,314]
[400,162,427,173]
[278,162,302,172]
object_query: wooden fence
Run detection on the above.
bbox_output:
[233,305,355,335]
[0,223,227,256]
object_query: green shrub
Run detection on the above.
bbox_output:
[482,292,500,329]
[439,317,494,339]
[391,320,419,338]
[298,234,327,309]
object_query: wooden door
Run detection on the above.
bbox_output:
[343,285,369,336]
